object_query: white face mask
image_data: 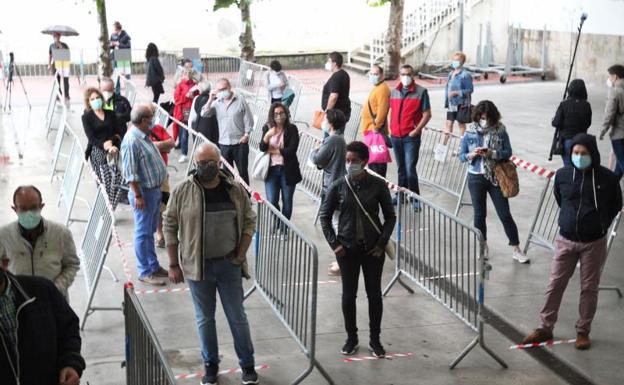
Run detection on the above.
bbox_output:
[369,74,379,85]
[102,91,113,101]
[400,75,412,87]
[479,118,487,128]
[346,162,365,177]
[324,61,333,71]
[607,78,614,88]
[321,119,330,133]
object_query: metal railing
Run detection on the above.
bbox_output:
[344,101,363,142]
[248,100,270,152]
[44,79,61,136]
[124,285,177,385]
[237,60,270,104]
[78,184,121,330]
[382,188,506,369]
[245,201,334,384]
[417,127,471,215]
[57,134,88,226]
[294,131,324,204]
[49,109,69,182]
[123,80,138,106]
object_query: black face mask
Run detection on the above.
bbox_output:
[196,163,219,183]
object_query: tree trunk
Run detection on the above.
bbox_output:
[238,0,256,61]
[384,0,404,80]
[95,0,112,77]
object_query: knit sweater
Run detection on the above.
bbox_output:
[360,82,391,135]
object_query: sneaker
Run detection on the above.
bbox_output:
[153,266,169,278]
[241,366,259,384]
[369,341,386,358]
[201,362,219,385]
[138,274,166,286]
[522,328,553,345]
[341,339,359,355]
[178,155,188,163]
[575,333,591,350]
[328,261,341,276]
[512,249,530,264]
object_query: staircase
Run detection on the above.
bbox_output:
[345,0,480,73]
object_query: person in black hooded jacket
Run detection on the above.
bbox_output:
[523,133,622,350]
[0,269,85,385]
[552,79,592,167]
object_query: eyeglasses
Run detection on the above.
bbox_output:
[196,160,218,167]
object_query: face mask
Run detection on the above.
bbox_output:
[572,154,592,170]
[400,75,412,87]
[451,60,461,69]
[274,116,286,125]
[324,61,333,71]
[196,163,219,183]
[479,119,487,128]
[102,91,113,101]
[369,75,379,85]
[606,78,614,88]
[90,98,103,110]
[321,119,330,133]
[18,210,42,230]
[217,90,231,101]
[346,162,365,177]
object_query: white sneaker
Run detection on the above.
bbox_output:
[513,249,530,264]
[328,261,341,276]
[178,155,188,163]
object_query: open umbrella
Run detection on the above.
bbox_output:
[41,25,79,37]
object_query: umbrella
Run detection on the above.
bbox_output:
[41,25,79,37]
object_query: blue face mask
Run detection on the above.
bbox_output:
[451,60,461,69]
[90,98,103,110]
[18,210,42,230]
[571,154,592,170]
[369,74,379,85]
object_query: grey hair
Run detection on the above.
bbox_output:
[100,77,115,88]
[131,104,153,125]
[216,78,231,88]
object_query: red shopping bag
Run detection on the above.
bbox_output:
[364,131,392,164]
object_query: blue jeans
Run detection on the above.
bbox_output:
[129,187,162,277]
[611,139,624,180]
[562,138,574,167]
[391,135,421,194]
[187,259,255,368]
[467,173,520,245]
[179,125,189,156]
[264,166,296,220]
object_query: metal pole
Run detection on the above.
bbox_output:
[458,0,464,52]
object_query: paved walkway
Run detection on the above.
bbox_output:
[0,72,621,385]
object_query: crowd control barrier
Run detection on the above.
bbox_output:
[57,133,88,226]
[203,55,242,86]
[123,79,138,106]
[382,188,506,369]
[417,127,471,215]
[78,184,121,330]
[286,75,304,121]
[44,78,61,136]
[238,60,270,103]
[124,284,177,385]
[49,108,69,182]
[295,131,324,204]
[245,200,334,385]
[248,100,270,152]
[343,101,363,142]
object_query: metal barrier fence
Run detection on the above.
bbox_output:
[295,131,324,203]
[44,78,60,136]
[78,184,121,330]
[287,75,304,121]
[248,100,270,152]
[383,189,506,369]
[202,55,241,85]
[123,80,138,106]
[237,60,270,103]
[57,133,88,226]
[49,108,69,182]
[343,101,363,142]
[417,127,471,215]
[124,285,177,385]
[245,201,334,385]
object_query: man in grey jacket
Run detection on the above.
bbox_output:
[201,78,254,185]
[164,142,258,385]
[600,64,624,180]
[0,186,80,298]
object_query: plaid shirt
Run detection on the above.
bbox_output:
[121,125,167,189]
[0,279,17,362]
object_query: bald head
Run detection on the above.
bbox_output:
[131,104,154,131]
[12,185,44,212]
[195,142,221,164]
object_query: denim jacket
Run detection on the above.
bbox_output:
[459,122,512,176]
[444,69,473,109]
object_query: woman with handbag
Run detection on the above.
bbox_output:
[444,52,474,138]
[319,141,396,358]
[459,100,528,263]
[82,87,123,210]
[259,103,302,224]
[173,68,199,163]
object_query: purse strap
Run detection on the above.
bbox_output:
[344,175,381,235]
[367,99,377,120]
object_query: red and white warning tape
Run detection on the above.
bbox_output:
[342,352,413,363]
[509,339,576,350]
[174,364,269,380]
[135,287,190,295]
[510,155,556,180]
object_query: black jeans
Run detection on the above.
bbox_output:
[336,245,385,342]
[220,143,250,186]
[467,173,520,245]
[56,74,70,99]
[152,82,164,103]
[367,163,387,178]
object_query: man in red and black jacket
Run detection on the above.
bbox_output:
[389,64,432,209]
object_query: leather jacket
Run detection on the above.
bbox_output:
[319,171,396,252]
